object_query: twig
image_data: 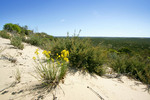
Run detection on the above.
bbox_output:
[0,55,17,63]
[87,86,104,100]
[143,84,150,93]
[0,82,17,93]
[52,93,57,100]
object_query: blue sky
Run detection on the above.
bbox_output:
[0,0,150,37]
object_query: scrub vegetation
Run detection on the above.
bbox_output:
[0,23,150,85]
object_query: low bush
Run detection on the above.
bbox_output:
[0,30,11,39]
[109,53,150,84]
[40,38,52,50]
[50,35,106,75]
[50,37,70,56]
[26,33,53,49]
[27,34,42,46]
[11,36,24,50]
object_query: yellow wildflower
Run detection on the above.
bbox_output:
[36,48,39,51]
[42,50,50,58]
[61,50,66,54]
[42,50,47,54]
[35,49,39,55]
[61,63,63,66]
[33,57,36,60]
[64,57,69,62]
[51,58,54,62]
[48,51,51,54]
[66,51,69,56]
[56,55,60,59]
[61,54,64,58]
[61,49,69,58]
[46,54,50,58]
[35,51,39,55]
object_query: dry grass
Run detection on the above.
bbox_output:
[14,68,21,83]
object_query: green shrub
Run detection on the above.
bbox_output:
[27,34,42,46]
[50,38,70,56]
[109,54,150,84]
[50,36,106,75]
[20,35,27,43]
[11,36,24,50]
[23,33,53,50]
[110,54,128,73]
[0,30,11,39]
[39,38,51,49]
[20,25,33,35]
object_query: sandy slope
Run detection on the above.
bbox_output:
[0,37,150,100]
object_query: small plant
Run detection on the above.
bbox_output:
[33,49,69,87]
[0,30,11,39]
[11,36,24,50]
[14,68,21,83]
[27,34,42,46]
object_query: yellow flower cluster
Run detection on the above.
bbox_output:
[64,57,69,62]
[33,49,69,64]
[61,50,69,57]
[42,50,51,58]
[35,48,39,55]
[56,50,69,62]
[61,50,69,62]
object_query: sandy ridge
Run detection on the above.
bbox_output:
[0,37,150,100]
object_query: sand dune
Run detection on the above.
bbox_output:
[0,37,150,100]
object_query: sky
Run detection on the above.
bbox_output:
[0,0,150,37]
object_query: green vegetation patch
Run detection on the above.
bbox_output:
[0,30,11,39]
[11,36,24,50]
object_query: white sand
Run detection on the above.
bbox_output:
[0,37,150,100]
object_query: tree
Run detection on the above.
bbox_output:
[3,23,21,34]
[3,23,13,32]
[20,25,32,35]
[12,24,21,33]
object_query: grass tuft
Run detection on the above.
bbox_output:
[14,68,21,83]
[33,49,69,87]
